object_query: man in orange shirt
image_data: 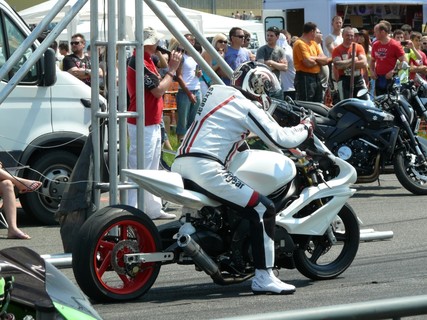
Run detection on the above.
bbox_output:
[332,27,368,99]
[293,22,330,102]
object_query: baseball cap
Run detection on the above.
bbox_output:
[143,27,164,45]
[352,27,359,34]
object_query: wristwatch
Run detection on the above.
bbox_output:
[85,69,90,75]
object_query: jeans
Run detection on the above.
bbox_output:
[294,71,323,102]
[338,75,368,100]
[176,89,202,136]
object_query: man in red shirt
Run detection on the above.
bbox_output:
[127,27,182,219]
[370,22,407,96]
[332,27,368,99]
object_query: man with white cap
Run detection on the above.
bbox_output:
[126,27,182,219]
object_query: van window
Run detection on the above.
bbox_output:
[0,12,38,82]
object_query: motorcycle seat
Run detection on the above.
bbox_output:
[123,169,221,209]
[314,114,336,126]
[291,100,337,125]
[293,100,329,117]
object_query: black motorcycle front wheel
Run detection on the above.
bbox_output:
[72,205,162,302]
[293,203,360,280]
[393,147,427,195]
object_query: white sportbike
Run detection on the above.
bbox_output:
[72,106,359,302]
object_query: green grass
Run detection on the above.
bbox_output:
[162,131,179,168]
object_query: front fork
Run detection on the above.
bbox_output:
[396,106,427,165]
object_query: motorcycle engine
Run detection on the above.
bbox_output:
[334,138,378,175]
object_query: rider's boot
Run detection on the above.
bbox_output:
[251,268,296,295]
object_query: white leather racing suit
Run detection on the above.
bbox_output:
[171,85,309,269]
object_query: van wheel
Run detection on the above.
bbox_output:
[19,150,78,225]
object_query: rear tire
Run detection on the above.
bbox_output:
[72,205,162,302]
[294,203,360,280]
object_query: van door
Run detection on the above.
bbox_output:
[0,8,52,167]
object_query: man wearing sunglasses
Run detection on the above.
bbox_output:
[223,27,250,85]
[63,33,103,86]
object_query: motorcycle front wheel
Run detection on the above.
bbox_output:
[393,146,427,195]
[72,205,162,302]
[293,203,360,280]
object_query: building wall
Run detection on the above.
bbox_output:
[263,0,426,35]
[11,0,262,18]
[161,0,262,19]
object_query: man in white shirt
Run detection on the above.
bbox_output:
[278,31,296,100]
[324,16,343,58]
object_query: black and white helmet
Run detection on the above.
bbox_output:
[232,61,281,109]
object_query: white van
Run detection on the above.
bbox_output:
[0,1,104,225]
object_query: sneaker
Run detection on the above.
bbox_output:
[154,210,176,220]
[251,269,296,295]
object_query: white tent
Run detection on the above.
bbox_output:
[19,0,264,45]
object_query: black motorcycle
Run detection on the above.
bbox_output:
[271,87,427,195]
[394,74,427,133]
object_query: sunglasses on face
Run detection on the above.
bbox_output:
[245,38,251,42]
[70,41,81,45]
[233,35,245,39]
[217,40,228,44]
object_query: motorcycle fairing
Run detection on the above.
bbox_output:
[123,169,221,209]
[276,157,357,235]
[319,119,400,157]
[329,98,394,125]
[0,247,101,320]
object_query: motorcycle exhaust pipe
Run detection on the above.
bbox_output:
[177,234,252,285]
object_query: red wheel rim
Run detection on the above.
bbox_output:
[93,219,158,295]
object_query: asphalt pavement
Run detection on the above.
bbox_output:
[2,175,427,320]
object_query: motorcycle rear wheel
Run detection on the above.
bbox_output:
[72,205,162,302]
[293,203,359,280]
[393,147,427,195]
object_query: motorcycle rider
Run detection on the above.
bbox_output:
[171,61,313,295]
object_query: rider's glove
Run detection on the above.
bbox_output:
[300,114,315,138]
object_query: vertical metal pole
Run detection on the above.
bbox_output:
[90,0,101,209]
[118,0,129,204]
[107,0,119,205]
[135,0,145,209]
